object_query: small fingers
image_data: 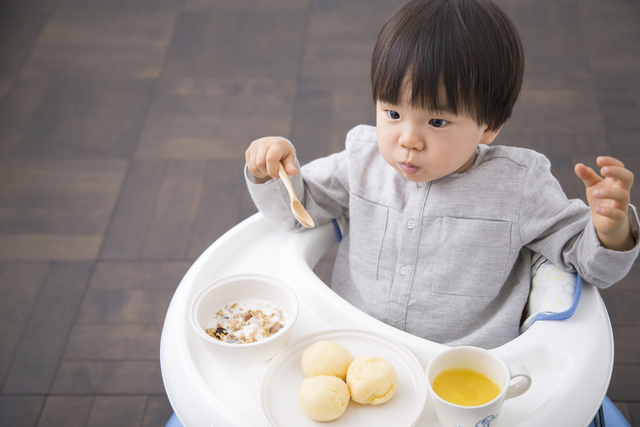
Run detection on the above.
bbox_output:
[245,145,263,178]
[594,205,628,222]
[574,163,602,188]
[246,137,295,180]
[264,147,284,179]
[593,187,630,206]
[281,152,298,177]
[600,165,634,189]
[246,139,270,179]
[596,156,625,169]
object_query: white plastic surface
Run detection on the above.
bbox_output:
[160,213,613,427]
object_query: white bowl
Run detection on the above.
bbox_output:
[190,274,299,365]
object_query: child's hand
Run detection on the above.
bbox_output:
[245,137,297,184]
[575,156,635,251]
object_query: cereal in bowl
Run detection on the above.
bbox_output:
[205,299,286,344]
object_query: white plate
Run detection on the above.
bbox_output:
[259,329,427,426]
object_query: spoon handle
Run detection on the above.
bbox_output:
[277,162,297,201]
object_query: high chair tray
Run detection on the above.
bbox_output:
[160,213,613,427]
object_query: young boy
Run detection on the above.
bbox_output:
[244,0,639,349]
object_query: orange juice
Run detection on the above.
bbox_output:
[432,368,501,406]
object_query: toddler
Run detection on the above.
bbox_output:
[244,0,639,348]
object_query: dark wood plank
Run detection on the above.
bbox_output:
[165,9,307,79]
[0,75,50,157]
[65,324,162,360]
[609,364,640,402]
[77,289,174,324]
[0,78,12,105]
[0,396,45,427]
[300,5,391,88]
[22,9,177,78]
[100,159,166,260]
[290,86,333,164]
[1,262,92,393]
[499,74,612,157]
[0,158,126,260]
[593,74,640,157]
[0,75,154,159]
[163,11,241,77]
[183,0,310,11]
[187,159,252,258]
[56,0,182,9]
[0,5,50,79]
[134,77,297,160]
[234,10,307,79]
[613,326,640,365]
[600,289,640,326]
[610,262,640,292]
[502,0,591,75]
[578,0,640,75]
[52,361,165,394]
[86,396,146,427]
[630,404,640,427]
[0,262,49,389]
[0,159,127,234]
[37,396,93,427]
[141,159,207,259]
[89,261,190,290]
[142,396,174,427]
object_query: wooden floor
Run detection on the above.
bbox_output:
[1,0,639,425]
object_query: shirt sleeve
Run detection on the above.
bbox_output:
[519,153,640,288]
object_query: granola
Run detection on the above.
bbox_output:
[205,299,285,344]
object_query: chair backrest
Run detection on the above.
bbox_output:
[520,253,582,333]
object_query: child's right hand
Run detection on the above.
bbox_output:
[245,137,297,184]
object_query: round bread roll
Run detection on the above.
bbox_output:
[301,341,355,380]
[298,375,350,421]
[346,355,398,405]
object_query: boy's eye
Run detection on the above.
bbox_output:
[387,110,400,120]
[429,118,448,128]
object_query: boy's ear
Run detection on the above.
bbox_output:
[480,124,502,145]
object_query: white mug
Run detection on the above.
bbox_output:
[426,346,532,427]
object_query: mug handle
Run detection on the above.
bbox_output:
[505,365,532,400]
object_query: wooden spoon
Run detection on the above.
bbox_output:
[277,162,315,228]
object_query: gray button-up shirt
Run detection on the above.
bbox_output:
[246,125,639,348]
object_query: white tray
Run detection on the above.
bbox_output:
[160,213,613,427]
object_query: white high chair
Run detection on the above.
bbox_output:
[160,213,625,427]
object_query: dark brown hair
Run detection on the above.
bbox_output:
[371,0,524,129]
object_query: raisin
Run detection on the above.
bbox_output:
[213,327,228,340]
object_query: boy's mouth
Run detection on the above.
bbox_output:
[399,162,420,174]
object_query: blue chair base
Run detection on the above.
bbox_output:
[589,396,631,427]
[166,413,183,427]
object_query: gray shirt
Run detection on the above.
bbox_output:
[246,124,639,348]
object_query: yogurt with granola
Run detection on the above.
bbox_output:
[205,298,285,344]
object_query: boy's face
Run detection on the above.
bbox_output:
[376,87,500,183]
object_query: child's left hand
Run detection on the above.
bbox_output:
[575,156,635,251]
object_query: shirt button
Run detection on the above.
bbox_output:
[400,266,409,276]
[407,220,416,230]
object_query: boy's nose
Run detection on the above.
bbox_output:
[398,127,425,150]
